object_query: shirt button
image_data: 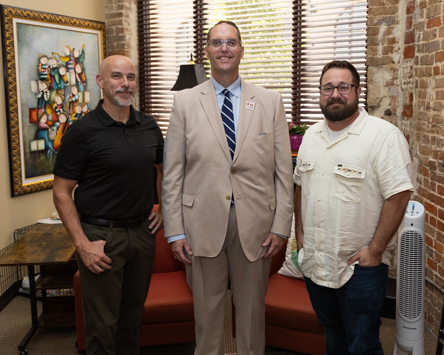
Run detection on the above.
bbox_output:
[317,199,321,202]
[231,169,236,174]
[226,195,231,200]
[322,173,325,176]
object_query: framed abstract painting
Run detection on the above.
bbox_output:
[1,5,105,196]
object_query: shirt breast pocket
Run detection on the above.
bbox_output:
[332,165,366,203]
[297,161,315,197]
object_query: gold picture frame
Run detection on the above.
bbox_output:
[1,5,105,196]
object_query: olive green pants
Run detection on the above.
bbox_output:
[77,219,156,355]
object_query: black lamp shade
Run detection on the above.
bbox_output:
[171,64,208,91]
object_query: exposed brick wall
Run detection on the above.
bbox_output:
[105,0,137,57]
[104,0,140,108]
[368,0,444,334]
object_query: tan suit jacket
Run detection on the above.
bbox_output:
[162,79,293,261]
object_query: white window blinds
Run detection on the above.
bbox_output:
[138,0,367,136]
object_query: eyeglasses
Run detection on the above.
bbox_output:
[207,39,241,48]
[319,83,356,96]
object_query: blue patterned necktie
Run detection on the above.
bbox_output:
[221,89,236,159]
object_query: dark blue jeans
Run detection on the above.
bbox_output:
[305,264,388,355]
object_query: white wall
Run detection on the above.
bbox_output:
[0,0,105,249]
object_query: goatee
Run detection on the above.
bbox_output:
[113,89,134,107]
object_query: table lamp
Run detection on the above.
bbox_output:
[171,54,208,91]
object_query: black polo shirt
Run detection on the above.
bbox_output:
[53,100,163,220]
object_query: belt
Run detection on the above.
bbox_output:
[79,214,149,228]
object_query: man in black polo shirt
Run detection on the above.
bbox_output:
[53,55,163,355]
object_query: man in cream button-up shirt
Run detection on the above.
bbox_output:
[294,60,413,354]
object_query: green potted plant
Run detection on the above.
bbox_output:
[288,122,307,151]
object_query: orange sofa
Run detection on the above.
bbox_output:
[264,242,325,355]
[74,206,195,352]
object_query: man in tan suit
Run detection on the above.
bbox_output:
[162,21,294,355]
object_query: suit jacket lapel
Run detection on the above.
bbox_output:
[199,80,232,163]
[234,81,255,162]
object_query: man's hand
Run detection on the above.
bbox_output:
[171,239,193,265]
[347,246,382,267]
[148,212,163,234]
[262,233,286,260]
[77,239,112,274]
[296,231,304,250]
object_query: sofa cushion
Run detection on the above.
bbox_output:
[265,273,323,335]
[142,270,194,324]
[152,229,182,273]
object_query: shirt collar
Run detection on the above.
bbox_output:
[211,76,241,98]
[317,107,367,135]
[95,99,139,126]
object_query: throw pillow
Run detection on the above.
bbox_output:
[277,213,303,279]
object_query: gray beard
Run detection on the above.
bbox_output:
[113,94,134,107]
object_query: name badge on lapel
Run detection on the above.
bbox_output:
[246,101,255,110]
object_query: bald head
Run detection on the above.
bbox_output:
[96,55,136,109]
[99,55,135,77]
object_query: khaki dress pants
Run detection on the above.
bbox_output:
[186,206,271,355]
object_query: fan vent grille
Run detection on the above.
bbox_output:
[398,230,424,320]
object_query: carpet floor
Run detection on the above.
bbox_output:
[0,293,438,355]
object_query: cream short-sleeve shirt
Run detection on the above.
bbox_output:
[294,108,413,288]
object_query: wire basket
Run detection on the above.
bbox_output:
[0,224,39,300]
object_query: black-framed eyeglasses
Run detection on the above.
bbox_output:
[207,39,241,48]
[319,83,356,96]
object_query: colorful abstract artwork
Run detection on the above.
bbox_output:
[1,5,105,196]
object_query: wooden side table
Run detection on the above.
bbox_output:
[0,223,76,355]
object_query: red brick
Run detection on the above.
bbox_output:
[404,46,415,59]
[425,201,438,216]
[427,16,442,29]
[436,51,444,63]
[438,219,444,233]
[434,66,440,76]
[438,208,444,221]
[438,229,444,244]
[431,171,444,185]
[426,234,434,247]
[428,256,438,271]
[434,242,444,254]
[402,105,413,117]
[406,16,413,30]
[430,181,437,193]
[405,31,415,45]
[430,215,437,227]
[405,134,410,144]
[406,1,415,15]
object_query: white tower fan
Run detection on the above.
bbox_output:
[394,201,425,355]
